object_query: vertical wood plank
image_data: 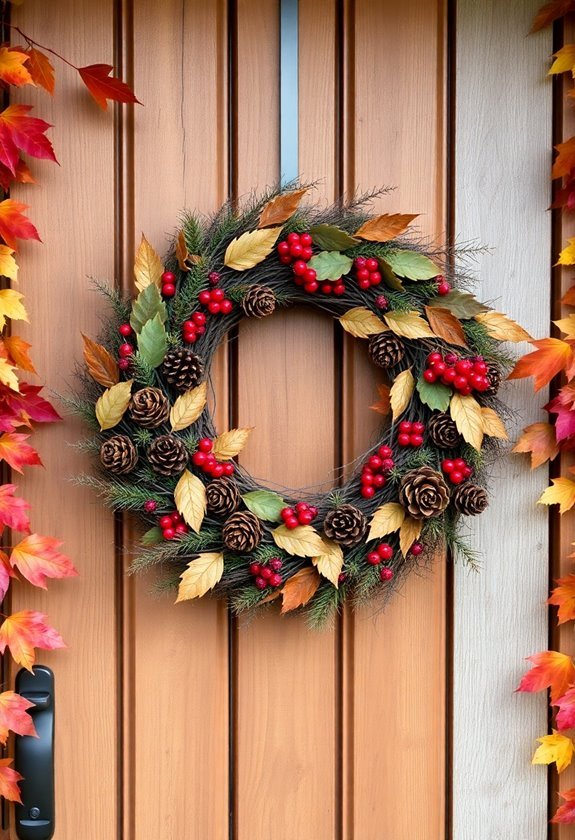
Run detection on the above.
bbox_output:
[453,2,550,838]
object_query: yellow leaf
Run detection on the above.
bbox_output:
[549,44,575,76]
[272,524,330,558]
[538,478,575,514]
[0,246,18,282]
[368,502,405,542]
[170,382,207,431]
[176,552,224,602]
[557,237,575,266]
[450,393,484,450]
[474,311,532,343]
[258,188,308,228]
[384,310,435,340]
[399,516,423,557]
[174,469,206,533]
[0,357,18,392]
[224,226,283,271]
[311,539,344,587]
[212,427,253,460]
[134,234,163,292]
[338,306,388,339]
[532,732,574,773]
[554,314,575,338]
[390,368,414,420]
[480,407,508,440]
[281,567,321,613]
[0,289,27,330]
[95,379,133,432]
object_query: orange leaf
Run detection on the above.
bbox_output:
[280,567,321,613]
[424,305,467,347]
[0,432,41,473]
[78,64,141,111]
[553,137,575,180]
[82,333,119,388]
[0,484,30,532]
[25,48,55,94]
[0,610,65,672]
[549,576,575,625]
[0,691,36,745]
[0,200,40,250]
[10,534,78,589]
[507,338,575,391]
[532,0,575,32]
[563,284,575,307]
[4,336,35,373]
[512,422,559,468]
[258,188,308,228]
[370,383,391,416]
[518,651,575,703]
[551,787,575,824]
[354,213,418,242]
[0,759,22,803]
[0,47,32,87]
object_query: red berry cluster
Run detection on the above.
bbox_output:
[182,311,207,344]
[159,511,190,540]
[197,285,233,315]
[161,270,177,298]
[423,352,490,396]
[436,274,451,296]
[397,420,425,448]
[191,437,235,478]
[118,323,134,370]
[250,557,283,591]
[360,445,395,499]
[279,232,344,296]
[353,256,382,289]
[277,231,314,265]
[441,457,473,485]
[280,502,319,530]
[366,542,393,564]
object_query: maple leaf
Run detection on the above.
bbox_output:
[0,432,42,473]
[10,534,77,589]
[555,688,575,731]
[6,383,61,425]
[0,288,27,330]
[553,137,575,180]
[0,691,36,745]
[552,177,575,211]
[563,284,575,306]
[78,64,141,110]
[4,336,35,373]
[533,731,574,773]
[0,245,18,282]
[558,238,575,266]
[370,383,391,416]
[554,408,575,442]
[0,484,30,532]
[539,478,575,514]
[532,0,575,32]
[0,759,22,803]
[549,576,575,625]
[0,357,19,392]
[517,651,575,703]
[0,552,15,600]
[507,339,575,391]
[552,787,575,823]
[25,48,55,94]
[0,47,32,87]
[0,157,34,192]
[513,422,559,468]
[0,610,65,672]
[0,200,40,250]
[0,104,57,173]
[549,44,575,75]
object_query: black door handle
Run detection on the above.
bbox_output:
[14,665,55,840]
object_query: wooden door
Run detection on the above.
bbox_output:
[5,1,551,838]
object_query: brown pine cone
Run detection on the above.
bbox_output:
[368,334,405,368]
[484,365,502,397]
[323,504,367,548]
[428,413,462,449]
[222,511,263,553]
[242,285,276,318]
[206,477,240,518]
[399,467,449,519]
[452,483,488,516]
[128,387,170,428]
[100,434,138,475]
[161,348,204,393]
[147,434,188,476]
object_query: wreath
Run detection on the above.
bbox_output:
[73,185,527,626]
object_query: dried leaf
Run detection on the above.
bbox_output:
[383,250,439,280]
[281,567,321,613]
[354,213,418,242]
[174,469,206,533]
[449,393,484,450]
[134,234,163,292]
[308,250,353,281]
[175,230,201,271]
[370,383,391,416]
[212,427,252,460]
[512,422,559,469]
[241,489,286,522]
[390,368,415,420]
[399,516,422,557]
[95,379,132,432]
[258,188,308,228]
[82,333,119,388]
[224,226,282,271]
[532,0,575,32]
[384,310,435,340]
[480,407,508,440]
[424,305,467,347]
[427,290,488,319]
[338,306,388,339]
[367,502,405,542]
[538,478,575,514]
[170,382,207,431]
[475,311,532,343]
[312,539,344,587]
[176,552,224,602]
[272,524,329,558]
[309,224,359,251]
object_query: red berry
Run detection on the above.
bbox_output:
[208,301,221,314]
[198,438,212,452]
[144,500,157,513]
[412,421,425,434]
[377,543,393,560]
[249,563,261,576]
[192,451,207,467]
[356,268,370,282]
[333,283,346,296]
[163,527,176,540]
[445,353,458,365]
[298,511,314,525]
[183,332,197,344]
[162,283,176,297]
[474,377,490,393]
[442,459,455,473]
[358,278,371,290]
[397,433,411,447]
[269,558,283,571]
[287,232,301,243]
[118,358,131,371]
[410,542,423,556]
[473,360,487,375]
[423,369,437,383]
[300,233,313,247]
[462,466,473,478]
[260,566,273,580]
[211,463,225,478]
[198,290,211,305]
[308,506,318,518]
[369,455,383,470]
[459,385,473,396]
[367,551,381,565]
[338,572,347,584]
[220,299,233,314]
[119,323,132,336]
[208,271,221,285]
[373,473,386,488]
[361,473,374,486]
[192,311,207,326]
[162,271,176,285]
[428,352,444,364]
[223,463,235,476]
[281,508,294,520]
[211,288,225,302]
[361,486,375,499]
[434,361,447,376]
[450,470,464,484]
[442,367,457,384]
[255,576,267,590]
[270,572,283,588]
[301,247,313,261]
[286,515,299,529]
[365,258,378,272]
[175,524,188,535]
[290,243,303,257]
[321,282,333,295]
[171,511,181,523]
[453,375,468,391]
[295,502,309,513]
[204,454,216,468]
[369,271,382,285]
[304,281,319,294]
[437,282,451,296]
[382,458,394,472]
[453,458,466,470]
[399,421,412,433]
[293,259,307,276]
[183,320,196,332]
[379,445,393,458]
[304,268,317,283]
[119,343,133,358]
[455,359,473,374]
[354,257,367,268]
[159,515,172,529]
[410,434,424,447]
[375,295,389,310]
[380,567,394,581]
[279,254,292,265]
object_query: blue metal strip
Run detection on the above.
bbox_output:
[280,0,299,184]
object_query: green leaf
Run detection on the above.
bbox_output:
[416,375,452,412]
[241,489,286,522]
[427,290,489,319]
[308,250,353,282]
[130,283,167,333]
[141,526,163,546]
[309,224,360,251]
[137,313,167,368]
[384,250,440,280]
[377,258,405,291]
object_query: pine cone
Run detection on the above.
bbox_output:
[222,511,262,553]
[100,434,138,475]
[484,365,502,396]
[128,387,170,428]
[206,476,240,518]
[161,348,204,393]
[399,467,449,519]
[428,413,462,449]
[323,504,367,548]
[242,285,276,318]
[147,434,189,476]
[452,483,488,516]
[368,334,405,368]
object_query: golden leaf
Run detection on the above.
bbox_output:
[480,407,508,440]
[258,188,308,228]
[281,567,321,613]
[557,238,575,266]
[176,552,224,602]
[449,393,484,450]
[134,234,163,292]
[175,230,201,271]
[554,314,575,338]
[0,245,18,282]
[169,382,207,431]
[174,470,207,533]
[272,524,330,558]
[82,333,119,388]
[399,517,423,557]
[212,427,253,460]
[95,379,133,432]
[311,539,344,587]
[389,368,415,420]
[354,213,418,242]
[368,502,405,542]
[538,478,575,514]
[224,226,283,271]
[338,306,388,339]
[0,358,18,392]
[424,305,467,348]
[532,732,574,774]
[384,310,435,340]
[475,311,532,343]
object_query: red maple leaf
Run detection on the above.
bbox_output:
[0,758,22,803]
[0,551,16,601]
[555,688,575,731]
[0,104,57,174]
[0,610,65,672]
[517,651,575,703]
[0,158,34,193]
[78,64,141,111]
[4,384,61,425]
[0,484,30,533]
[552,787,575,823]
[0,199,40,250]
[552,176,575,211]
[10,534,77,589]
[0,432,42,472]
[0,691,36,745]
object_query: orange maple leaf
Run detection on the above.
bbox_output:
[555,687,575,731]
[0,758,22,803]
[4,336,36,373]
[10,534,78,589]
[78,64,141,111]
[0,691,36,745]
[512,422,560,468]
[553,137,575,180]
[0,484,30,532]
[0,432,42,473]
[563,284,575,307]
[0,610,65,672]
[533,0,575,32]
[370,383,391,416]
[0,47,32,88]
[0,200,40,250]
[25,48,55,95]
[517,651,575,703]
[552,787,575,823]
[549,576,575,624]
[507,339,575,391]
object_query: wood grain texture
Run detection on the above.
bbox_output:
[453,2,551,838]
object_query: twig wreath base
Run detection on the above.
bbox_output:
[72,184,525,627]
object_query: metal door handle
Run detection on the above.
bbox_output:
[14,665,55,840]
